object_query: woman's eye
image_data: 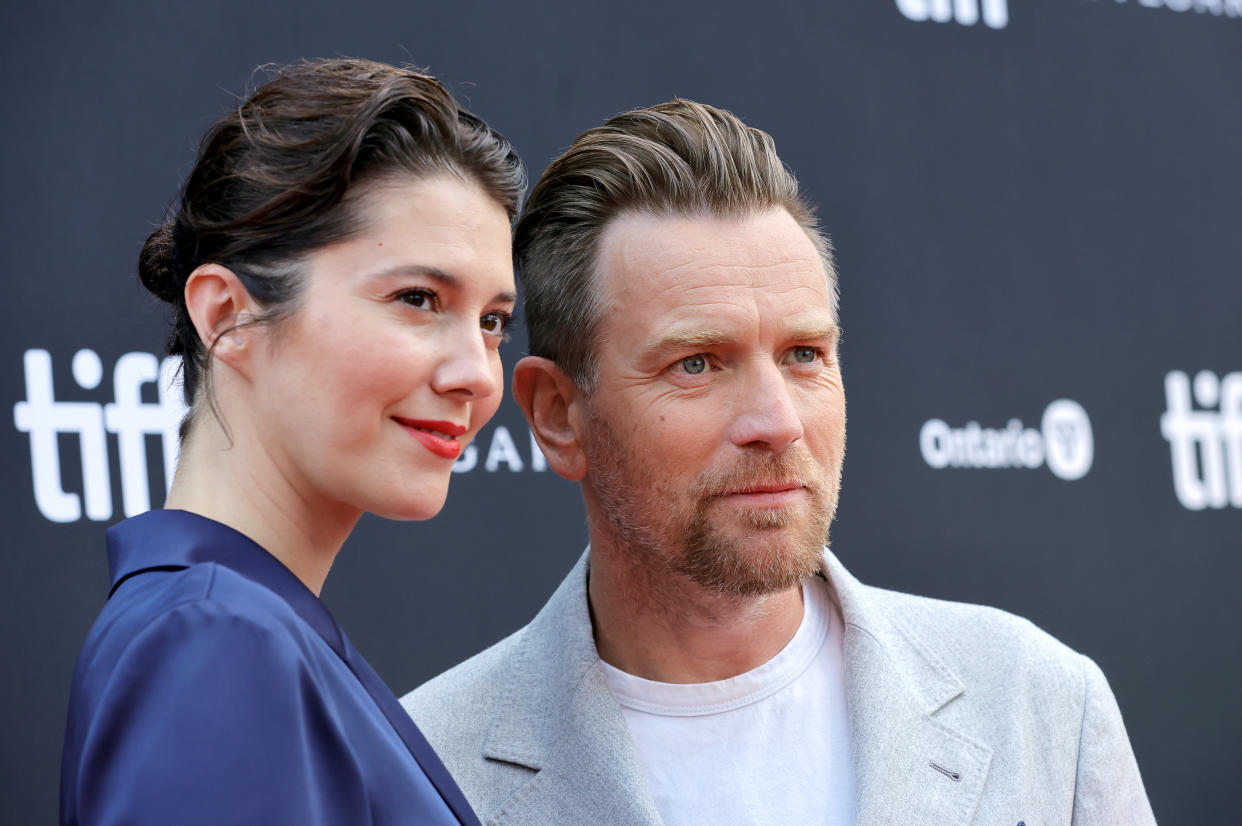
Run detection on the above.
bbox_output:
[481,311,511,337]
[398,288,437,311]
[790,347,820,364]
[680,354,708,375]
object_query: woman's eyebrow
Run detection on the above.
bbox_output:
[369,264,517,303]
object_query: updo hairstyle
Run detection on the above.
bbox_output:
[139,58,525,436]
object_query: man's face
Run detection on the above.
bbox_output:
[581,209,845,597]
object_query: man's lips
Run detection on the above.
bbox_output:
[393,418,467,460]
[715,482,807,507]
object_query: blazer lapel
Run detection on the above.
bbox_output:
[480,551,663,826]
[823,552,992,825]
[476,547,993,825]
[109,510,481,825]
[343,634,482,826]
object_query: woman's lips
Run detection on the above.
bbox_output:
[393,418,467,460]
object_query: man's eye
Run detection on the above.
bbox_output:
[481,311,511,337]
[680,355,707,375]
[398,288,437,311]
[791,347,819,364]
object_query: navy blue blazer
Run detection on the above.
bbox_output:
[60,509,481,826]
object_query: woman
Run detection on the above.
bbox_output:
[59,59,523,825]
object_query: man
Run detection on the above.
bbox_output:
[403,100,1155,824]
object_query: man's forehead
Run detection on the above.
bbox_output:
[596,209,830,303]
[591,210,837,366]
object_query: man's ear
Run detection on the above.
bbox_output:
[183,264,259,377]
[513,356,588,482]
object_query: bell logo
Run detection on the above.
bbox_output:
[896,0,1009,28]
[12,349,186,523]
[1160,370,1242,510]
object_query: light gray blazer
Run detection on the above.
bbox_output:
[402,550,1155,825]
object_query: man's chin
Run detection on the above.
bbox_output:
[675,527,826,598]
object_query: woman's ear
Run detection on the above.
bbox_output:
[183,264,258,376]
[513,356,589,482]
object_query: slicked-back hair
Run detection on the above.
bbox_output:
[514,99,835,392]
[141,58,525,434]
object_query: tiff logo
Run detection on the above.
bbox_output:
[897,0,1009,28]
[1161,370,1242,510]
[12,349,186,523]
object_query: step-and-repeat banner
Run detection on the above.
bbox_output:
[3,1,1238,821]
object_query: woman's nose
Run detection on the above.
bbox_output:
[430,324,502,401]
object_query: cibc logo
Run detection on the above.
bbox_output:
[1160,370,1242,510]
[896,0,1009,29]
[919,400,1094,480]
[12,349,186,523]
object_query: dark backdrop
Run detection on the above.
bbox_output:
[3,1,1239,822]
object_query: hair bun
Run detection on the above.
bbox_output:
[138,221,183,303]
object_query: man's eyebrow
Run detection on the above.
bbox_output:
[649,329,732,352]
[787,321,840,341]
[648,322,839,354]
[370,264,517,304]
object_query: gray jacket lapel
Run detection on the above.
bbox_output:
[823,551,992,825]
[481,548,991,825]
[481,551,663,826]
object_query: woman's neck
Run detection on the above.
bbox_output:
[164,416,360,597]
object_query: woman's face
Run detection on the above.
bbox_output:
[246,174,515,521]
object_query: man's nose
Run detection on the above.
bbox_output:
[727,361,804,452]
[430,325,501,402]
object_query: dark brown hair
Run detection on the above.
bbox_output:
[141,58,525,433]
[514,98,834,392]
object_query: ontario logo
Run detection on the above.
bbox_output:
[919,399,1094,480]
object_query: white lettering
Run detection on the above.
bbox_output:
[1104,0,1240,15]
[103,353,186,517]
[897,0,1007,27]
[1018,428,1045,469]
[918,401,1089,478]
[919,419,952,468]
[1224,373,1242,507]
[896,0,934,22]
[980,0,1008,26]
[14,349,188,523]
[452,443,478,473]
[14,349,112,522]
[484,425,524,472]
[1161,370,1241,510]
[919,417,1047,470]
[454,426,546,474]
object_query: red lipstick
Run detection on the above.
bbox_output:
[393,418,467,460]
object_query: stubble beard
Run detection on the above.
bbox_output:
[586,410,841,599]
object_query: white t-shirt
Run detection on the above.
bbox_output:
[601,576,854,826]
